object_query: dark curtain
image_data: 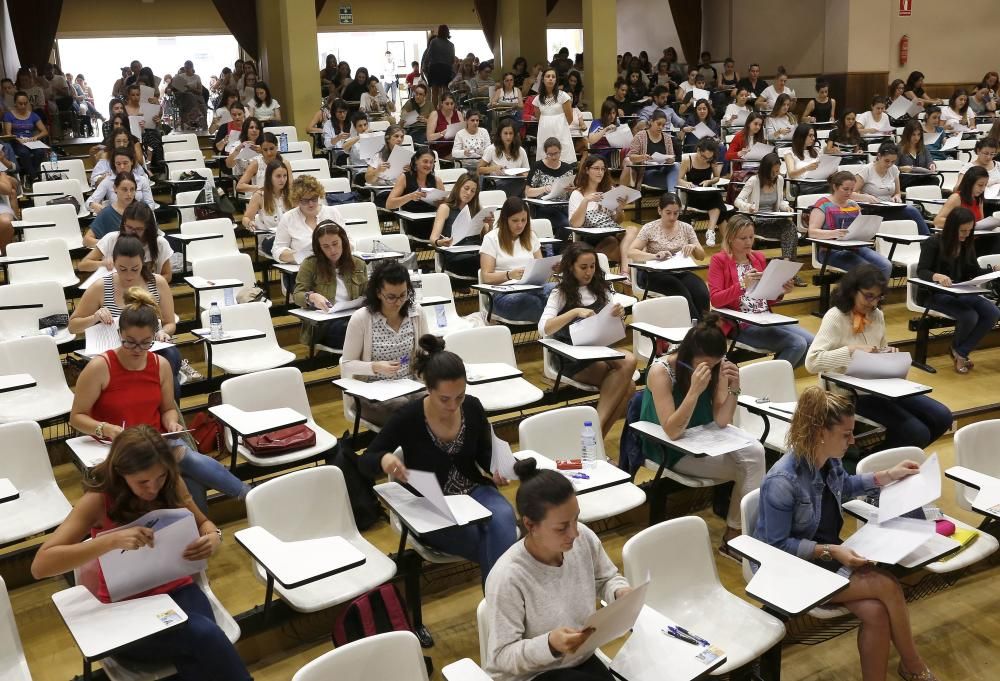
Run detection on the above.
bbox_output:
[212,0,259,60]
[316,0,327,16]
[6,0,62,70]
[473,0,499,54]
[667,0,702,66]
[546,0,559,13]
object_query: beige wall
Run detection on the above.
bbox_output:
[58,0,227,36]
[317,0,481,31]
[887,0,995,85]
[547,0,582,26]
[616,0,681,64]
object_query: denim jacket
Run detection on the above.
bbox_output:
[753,451,877,561]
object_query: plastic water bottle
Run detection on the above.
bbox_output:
[49,151,59,178]
[223,286,236,306]
[411,270,423,306]
[581,421,599,468]
[434,304,448,328]
[37,326,58,337]
[372,238,384,254]
[209,302,223,340]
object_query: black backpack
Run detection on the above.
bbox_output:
[329,432,385,531]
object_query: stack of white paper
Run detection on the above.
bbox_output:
[599,185,642,211]
[844,351,911,380]
[357,132,386,161]
[568,303,626,347]
[604,124,634,148]
[746,259,802,299]
[743,143,775,162]
[490,428,517,479]
[507,255,559,285]
[443,122,464,139]
[801,154,841,180]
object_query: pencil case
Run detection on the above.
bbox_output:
[556,458,582,470]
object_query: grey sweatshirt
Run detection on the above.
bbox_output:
[484,524,630,681]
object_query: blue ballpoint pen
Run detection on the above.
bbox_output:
[663,626,700,645]
[676,625,710,646]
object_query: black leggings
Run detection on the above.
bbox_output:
[638,270,710,320]
[534,656,614,681]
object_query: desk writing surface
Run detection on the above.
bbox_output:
[289,307,356,322]
[66,436,110,469]
[192,328,266,343]
[333,377,425,402]
[0,478,18,503]
[610,605,728,681]
[464,362,523,384]
[945,466,1000,517]
[52,586,187,659]
[712,308,798,325]
[628,322,690,343]
[821,373,932,398]
[727,535,849,616]
[209,405,306,436]
[513,451,631,494]
[0,374,36,393]
[736,395,796,422]
[234,526,366,588]
[539,338,625,361]
[630,421,756,458]
[373,481,491,535]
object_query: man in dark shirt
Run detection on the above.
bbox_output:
[737,63,769,99]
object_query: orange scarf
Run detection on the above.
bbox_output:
[852,311,869,334]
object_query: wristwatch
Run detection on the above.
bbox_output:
[819,544,833,562]
[728,387,742,397]
[95,421,106,439]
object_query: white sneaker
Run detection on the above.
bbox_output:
[178,359,203,384]
[705,228,716,247]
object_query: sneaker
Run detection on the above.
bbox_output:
[705,228,716,247]
[793,275,807,287]
[179,359,203,384]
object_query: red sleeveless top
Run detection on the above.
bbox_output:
[960,199,984,223]
[91,351,162,432]
[91,493,193,603]
[434,108,461,133]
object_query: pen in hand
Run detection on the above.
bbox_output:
[120,518,159,553]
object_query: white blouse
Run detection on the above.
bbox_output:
[272,205,346,263]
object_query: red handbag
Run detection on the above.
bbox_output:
[244,424,316,457]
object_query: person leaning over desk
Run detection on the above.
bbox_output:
[755,387,939,681]
[638,314,765,560]
[804,264,952,450]
[31,426,252,681]
[360,335,517,583]
[484,457,633,681]
[916,207,1000,374]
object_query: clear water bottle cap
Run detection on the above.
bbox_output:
[583,421,593,427]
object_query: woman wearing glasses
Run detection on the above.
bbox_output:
[274,175,346,265]
[805,264,952,450]
[341,261,430,428]
[68,238,249,512]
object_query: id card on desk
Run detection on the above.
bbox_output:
[697,645,725,665]
[157,609,184,626]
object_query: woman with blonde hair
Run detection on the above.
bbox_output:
[273,174,345,264]
[755,386,937,681]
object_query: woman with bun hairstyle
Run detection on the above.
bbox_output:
[484,456,632,681]
[755,387,936,681]
[539,243,637,437]
[360,334,517,582]
[31,426,251,680]
[639,312,765,558]
[69,282,249,512]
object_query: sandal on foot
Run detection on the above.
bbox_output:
[897,663,938,681]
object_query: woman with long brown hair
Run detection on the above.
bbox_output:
[32,426,251,680]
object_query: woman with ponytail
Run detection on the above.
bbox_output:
[69,271,249,512]
[755,387,936,681]
[360,334,517,582]
[32,426,251,680]
[639,312,765,559]
[483,456,632,681]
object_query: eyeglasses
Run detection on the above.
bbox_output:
[380,292,409,303]
[298,197,320,206]
[860,292,885,303]
[121,338,155,350]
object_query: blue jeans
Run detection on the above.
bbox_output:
[639,165,679,192]
[114,583,251,681]
[735,323,815,368]
[492,283,556,324]
[422,485,517,583]
[925,292,1000,359]
[177,445,250,514]
[855,393,952,450]
[155,345,183,403]
[822,246,892,279]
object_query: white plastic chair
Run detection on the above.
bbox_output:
[4,238,78,288]
[875,219,922,268]
[734,360,795,453]
[368,120,390,134]
[219,367,338,468]
[292,631,428,681]
[794,192,827,233]
[445,326,543,411]
[290,159,332,180]
[282,140,313,162]
[319,177,351,194]
[0,336,74,424]
[337,202,382,242]
[160,132,200,153]
[266,125,299,144]
[953,420,1000,513]
[520,406,646,522]
[70,559,238,681]
[180,218,240,269]
[531,218,554,240]
[630,296,690,368]
[475,269,535,326]
[173,189,203,226]
[0,421,72,546]
[198,302,295,376]
[163,149,207,176]
[905,261,951,320]
[191,254,266,312]
[598,253,637,308]
[853,447,998,572]
[623,517,785,675]
[0,281,74,345]
[29,179,88,218]
[935,158,964,192]
[437,167,468,189]
[740,489,852,621]
[904,184,944,218]
[478,189,507,209]
[977,254,1000,271]
[168,167,212,183]
[419,272,476,336]
[354,233,411,259]
[245,467,397,612]
[0,576,32,680]
[40,158,88,193]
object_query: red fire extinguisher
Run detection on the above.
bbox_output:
[899,35,909,66]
